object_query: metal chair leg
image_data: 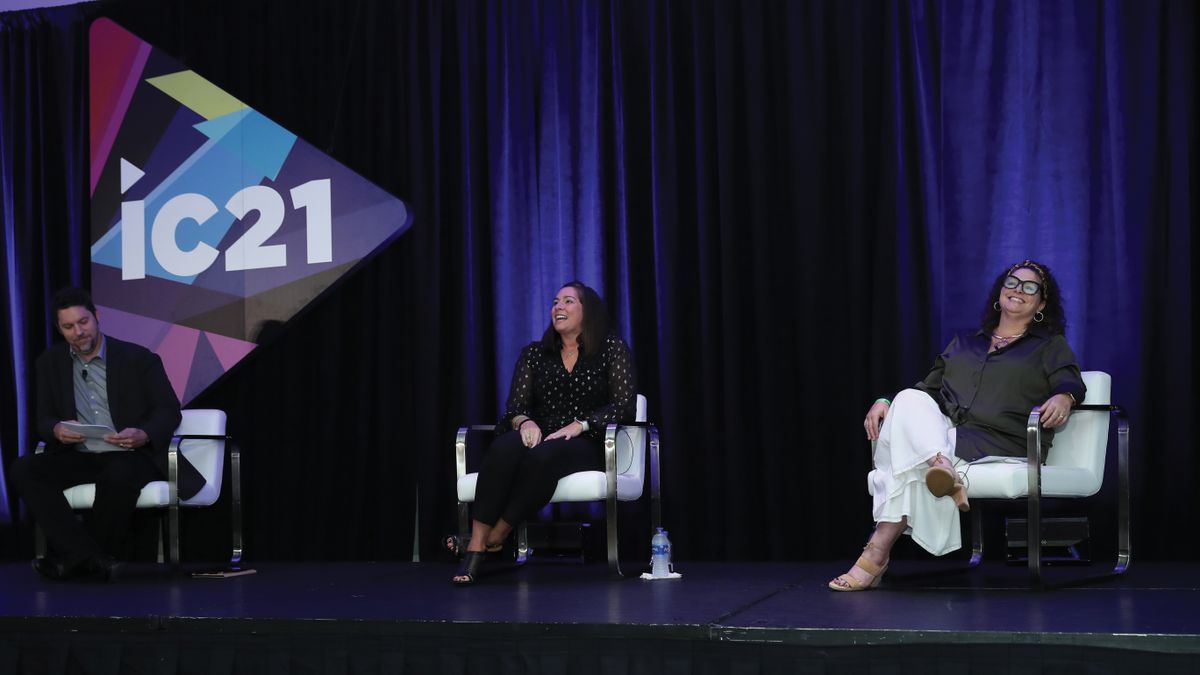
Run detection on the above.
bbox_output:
[649,427,662,533]
[1114,411,1131,574]
[969,507,984,566]
[168,438,181,571]
[604,424,622,577]
[1026,410,1043,584]
[229,443,244,570]
[457,503,470,540]
[606,491,621,577]
[35,525,46,560]
[517,523,530,565]
[156,515,166,564]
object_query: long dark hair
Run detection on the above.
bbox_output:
[540,281,610,358]
[979,259,1068,336]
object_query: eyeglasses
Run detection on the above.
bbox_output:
[1003,275,1042,296]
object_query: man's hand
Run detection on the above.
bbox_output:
[104,427,149,449]
[53,421,86,444]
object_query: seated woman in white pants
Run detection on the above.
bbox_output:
[829,260,1087,591]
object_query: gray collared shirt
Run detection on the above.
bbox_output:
[70,335,117,453]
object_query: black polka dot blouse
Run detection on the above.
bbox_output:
[499,333,638,438]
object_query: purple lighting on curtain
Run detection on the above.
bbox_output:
[485,1,622,404]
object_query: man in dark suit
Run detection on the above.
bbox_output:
[10,287,203,581]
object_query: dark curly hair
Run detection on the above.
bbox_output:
[540,281,611,359]
[979,259,1068,336]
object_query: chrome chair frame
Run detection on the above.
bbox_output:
[167,432,244,570]
[455,420,662,577]
[34,431,243,571]
[968,403,1131,583]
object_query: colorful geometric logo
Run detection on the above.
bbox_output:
[89,18,410,403]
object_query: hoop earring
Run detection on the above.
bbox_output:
[1034,311,1045,323]
[993,301,1001,312]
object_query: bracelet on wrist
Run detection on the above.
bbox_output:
[574,418,589,432]
[874,397,892,406]
[517,418,536,430]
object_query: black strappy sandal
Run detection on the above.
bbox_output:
[452,551,487,586]
[445,534,503,558]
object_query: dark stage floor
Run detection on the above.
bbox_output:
[3,558,1200,673]
[3,559,1200,644]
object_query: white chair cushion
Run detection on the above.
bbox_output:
[458,395,648,504]
[457,470,645,503]
[962,461,1102,499]
[61,409,227,509]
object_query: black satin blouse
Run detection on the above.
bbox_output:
[913,329,1086,462]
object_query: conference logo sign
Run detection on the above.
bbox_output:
[89,19,410,403]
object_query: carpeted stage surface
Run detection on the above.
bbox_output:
[2,559,1198,673]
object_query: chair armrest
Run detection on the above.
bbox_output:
[1074,403,1126,414]
[455,425,499,480]
[604,423,619,497]
[603,421,658,474]
[166,433,234,505]
[1026,403,1129,460]
[1026,402,1131,580]
[1026,409,1043,464]
[171,434,234,440]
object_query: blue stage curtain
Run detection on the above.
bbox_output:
[0,0,1194,563]
[0,8,89,528]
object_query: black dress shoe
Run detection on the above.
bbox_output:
[79,555,122,583]
[31,557,71,581]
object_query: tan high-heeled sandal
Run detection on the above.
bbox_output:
[828,542,889,591]
[925,464,970,512]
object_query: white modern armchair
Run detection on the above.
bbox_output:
[454,394,661,576]
[36,408,243,571]
[868,371,1130,583]
[967,370,1130,581]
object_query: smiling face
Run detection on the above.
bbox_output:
[551,286,584,338]
[998,266,1046,325]
[56,305,101,357]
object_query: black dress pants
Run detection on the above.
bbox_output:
[472,431,603,527]
[10,448,162,564]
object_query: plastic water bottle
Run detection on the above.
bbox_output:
[650,527,672,578]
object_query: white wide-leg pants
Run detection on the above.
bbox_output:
[869,388,964,556]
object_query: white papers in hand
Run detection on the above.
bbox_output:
[59,422,126,453]
[60,422,116,439]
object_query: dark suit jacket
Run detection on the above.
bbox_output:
[35,334,204,500]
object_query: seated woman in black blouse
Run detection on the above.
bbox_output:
[451,281,637,585]
[829,260,1086,591]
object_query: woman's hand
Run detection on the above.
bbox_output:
[864,401,889,441]
[544,420,585,442]
[518,420,543,447]
[1037,393,1074,429]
